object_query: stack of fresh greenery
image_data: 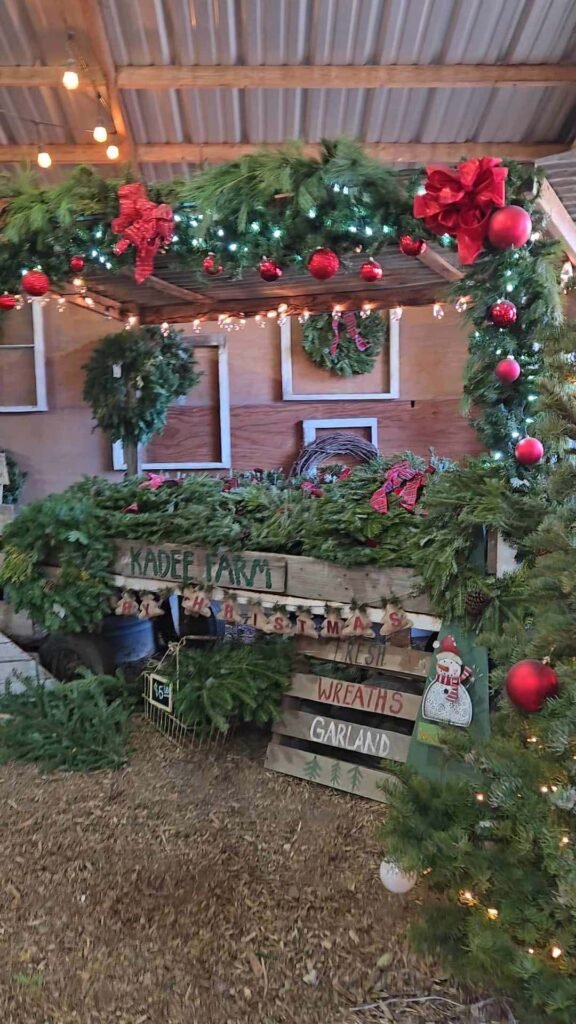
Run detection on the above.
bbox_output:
[163,636,293,735]
[2,452,26,505]
[0,671,132,772]
[0,454,439,632]
[381,321,576,1023]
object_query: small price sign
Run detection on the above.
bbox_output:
[148,673,173,713]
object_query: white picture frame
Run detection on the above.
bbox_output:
[0,300,48,412]
[302,417,378,447]
[280,309,399,401]
[112,334,231,471]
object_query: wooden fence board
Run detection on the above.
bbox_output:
[113,541,287,594]
[289,672,421,721]
[265,743,392,802]
[273,707,410,763]
[296,636,432,678]
[284,554,433,613]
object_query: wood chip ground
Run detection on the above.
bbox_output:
[0,717,508,1024]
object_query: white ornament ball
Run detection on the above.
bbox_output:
[379,859,417,894]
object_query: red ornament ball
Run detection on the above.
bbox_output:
[203,254,223,277]
[488,205,532,250]
[21,270,50,297]
[399,235,427,257]
[506,659,559,713]
[307,248,340,280]
[489,299,517,327]
[259,258,283,282]
[69,255,85,273]
[515,436,544,465]
[359,258,383,283]
[495,355,521,383]
[0,293,16,311]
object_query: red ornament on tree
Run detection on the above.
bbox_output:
[489,299,517,327]
[359,258,383,282]
[69,255,85,273]
[21,270,50,297]
[505,659,559,713]
[495,356,521,383]
[399,235,426,257]
[515,437,544,465]
[488,205,532,250]
[203,254,223,277]
[307,248,340,280]
[0,293,16,311]
[259,258,283,282]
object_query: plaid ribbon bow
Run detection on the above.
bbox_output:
[112,183,174,284]
[369,460,435,515]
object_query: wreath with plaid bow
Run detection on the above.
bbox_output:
[301,309,388,377]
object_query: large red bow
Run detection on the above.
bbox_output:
[112,183,174,283]
[413,158,508,265]
[370,460,435,515]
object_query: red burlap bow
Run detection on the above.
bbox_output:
[112,183,174,284]
[329,311,369,356]
[370,460,435,515]
[413,157,508,265]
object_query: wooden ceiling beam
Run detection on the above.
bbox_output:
[79,0,138,168]
[0,141,565,165]
[0,64,575,90]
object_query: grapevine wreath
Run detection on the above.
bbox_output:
[301,309,388,376]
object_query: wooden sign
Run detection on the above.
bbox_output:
[273,708,410,763]
[289,673,421,721]
[147,673,173,713]
[114,541,286,593]
[265,743,391,802]
[297,636,431,678]
[0,453,8,487]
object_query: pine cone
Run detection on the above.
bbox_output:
[464,590,492,617]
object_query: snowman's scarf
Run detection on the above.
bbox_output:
[435,664,473,703]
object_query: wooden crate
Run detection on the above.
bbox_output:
[265,635,432,803]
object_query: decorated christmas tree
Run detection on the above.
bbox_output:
[380,320,576,1022]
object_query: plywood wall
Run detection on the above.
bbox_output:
[0,300,481,502]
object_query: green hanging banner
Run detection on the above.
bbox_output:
[407,622,490,783]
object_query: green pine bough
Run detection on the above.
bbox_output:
[302,309,387,376]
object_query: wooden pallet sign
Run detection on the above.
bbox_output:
[266,635,427,803]
[114,541,287,593]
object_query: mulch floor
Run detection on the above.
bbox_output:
[0,717,509,1024]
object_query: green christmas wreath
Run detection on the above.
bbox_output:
[302,310,388,376]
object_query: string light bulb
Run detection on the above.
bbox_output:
[391,304,403,322]
[72,277,84,288]
[62,63,79,90]
[560,835,570,847]
[476,792,485,802]
[106,144,120,161]
[93,124,108,143]
[37,148,52,169]
[487,908,499,920]
[560,260,573,287]
[551,945,563,959]
[455,296,468,313]
[433,302,445,319]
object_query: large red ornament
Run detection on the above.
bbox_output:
[307,248,340,280]
[488,205,532,251]
[489,299,517,327]
[0,293,16,311]
[259,258,283,282]
[69,255,85,273]
[413,157,508,264]
[399,235,426,257]
[495,356,521,383]
[359,258,383,282]
[22,270,50,297]
[203,254,223,277]
[515,437,544,465]
[506,659,559,713]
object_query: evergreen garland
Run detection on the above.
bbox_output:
[302,310,387,375]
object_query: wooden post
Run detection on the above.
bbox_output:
[124,441,141,478]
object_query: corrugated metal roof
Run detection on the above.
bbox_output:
[0,0,574,178]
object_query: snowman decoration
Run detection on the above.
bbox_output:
[422,635,473,728]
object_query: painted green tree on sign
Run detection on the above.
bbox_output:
[304,755,322,781]
[329,761,341,787]
[348,764,363,791]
